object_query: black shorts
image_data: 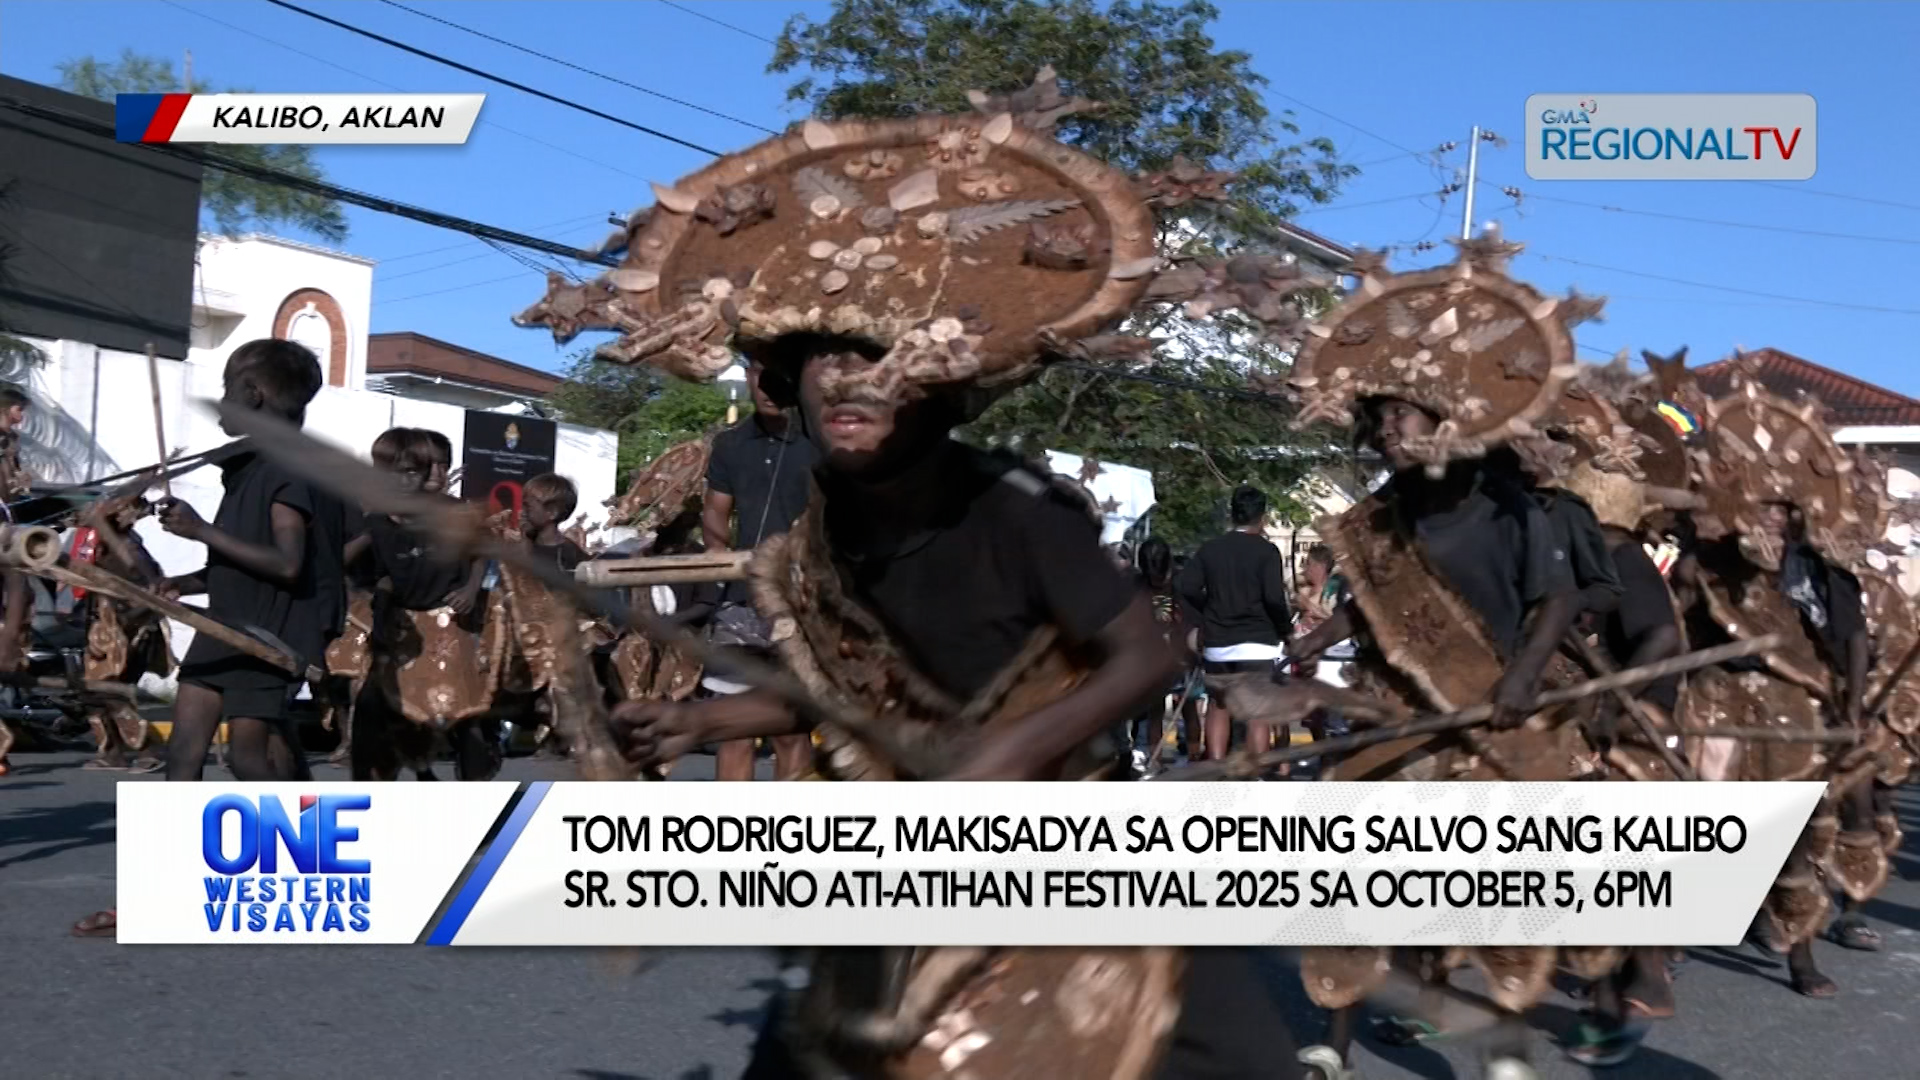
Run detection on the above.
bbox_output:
[1202,658,1281,679]
[177,656,299,721]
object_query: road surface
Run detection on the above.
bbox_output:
[3,749,1915,1078]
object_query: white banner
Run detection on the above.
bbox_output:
[116,783,518,943]
[1525,93,1816,180]
[114,781,1823,947]
[167,94,484,144]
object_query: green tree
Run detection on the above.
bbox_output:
[770,0,1358,548]
[58,50,349,243]
[549,351,728,483]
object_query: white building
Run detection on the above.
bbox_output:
[15,232,617,672]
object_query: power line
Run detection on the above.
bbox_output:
[379,0,780,135]
[1,96,618,268]
[158,0,654,183]
[1484,180,1920,249]
[1529,252,1920,316]
[377,214,605,264]
[1758,181,1920,215]
[1269,91,1423,158]
[1292,191,1436,217]
[263,0,724,157]
[655,0,777,45]
[382,269,537,305]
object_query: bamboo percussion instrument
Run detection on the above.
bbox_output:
[0,525,62,571]
[575,550,752,587]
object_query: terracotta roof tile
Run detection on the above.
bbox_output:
[1694,348,1920,426]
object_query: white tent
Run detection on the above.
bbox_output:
[1043,450,1155,546]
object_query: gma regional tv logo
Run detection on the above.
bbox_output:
[201,794,372,934]
[1526,94,1815,180]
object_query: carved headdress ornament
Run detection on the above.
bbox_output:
[1286,225,1601,477]
[512,67,1322,410]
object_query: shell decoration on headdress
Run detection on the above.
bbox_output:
[605,436,712,533]
[1696,353,1862,568]
[1286,226,1599,478]
[1846,446,1898,562]
[512,66,1326,405]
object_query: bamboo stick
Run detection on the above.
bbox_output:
[48,563,324,684]
[576,551,752,587]
[1567,633,1697,781]
[1157,634,1786,782]
[145,344,171,500]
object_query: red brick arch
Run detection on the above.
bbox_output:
[271,288,349,387]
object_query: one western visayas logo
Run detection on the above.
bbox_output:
[201,794,372,933]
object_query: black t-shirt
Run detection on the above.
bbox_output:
[1535,488,1623,617]
[707,413,819,604]
[1175,530,1291,649]
[1384,462,1576,659]
[822,448,1133,702]
[183,450,346,671]
[365,513,468,612]
[529,538,589,575]
[1603,538,1680,712]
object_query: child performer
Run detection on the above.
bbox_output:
[158,339,345,782]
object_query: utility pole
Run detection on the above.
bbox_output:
[1460,124,1481,241]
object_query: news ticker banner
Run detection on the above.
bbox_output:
[1526,93,1816,180]
[117,781,1822,947]
[115,94,483,144]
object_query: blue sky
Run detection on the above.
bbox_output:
[3,1,1915,393]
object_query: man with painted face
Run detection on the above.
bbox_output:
[1293,397,1581,732]
[614,333,1303,1079]
[515,73,1334,1078]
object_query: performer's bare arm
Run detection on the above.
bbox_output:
[159,572,207,599]
[445,559,486,615]
[1491,589,1581,728]
[343,532,372,570]
[610,690,802,768]
[702,490,735,552]
[160,499,307,587]
[945,593,1179,781]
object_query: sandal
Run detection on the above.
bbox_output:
[1564,1018,1650,1067]
[72,910,117,938]
[126,757,164,775]
[1830,919,1883,952]
[82,757,129,771]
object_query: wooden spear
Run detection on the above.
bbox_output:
[1156,633,1786,782]
[47,562,324,684]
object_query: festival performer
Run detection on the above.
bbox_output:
[1280,239,1614,1080]
[352,428,495,781]
[516,68,1328,1078]
[0,384,35,776]
[323,426,414,768]
[1541,366,1706,1063]
[601,438,715,715]
[1820,445,1912,949]
[79,493,172,772]
[1673,357,1878,998]
[156,339,346,782]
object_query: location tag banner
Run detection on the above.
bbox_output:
[115,93,485,145]
[1525,93,1816,180]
